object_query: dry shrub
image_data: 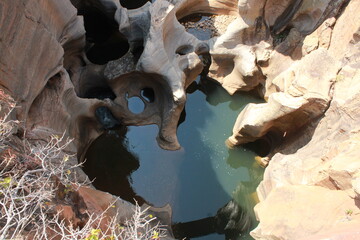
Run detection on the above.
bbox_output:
[0,91,167,239]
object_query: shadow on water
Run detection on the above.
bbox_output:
[82,128,147,205]
[83,77,264,240]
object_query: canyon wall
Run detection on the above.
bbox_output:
[1,0,360,239]
[211,0,360,239]
[251,1,360,238]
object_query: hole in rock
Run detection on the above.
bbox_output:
[176,45,194,56]
[86,32,130,65]
[127,95,145,114]
[95,107,120,130]
[80,6,117,43]
[119,0,151,9]
[243,139,271,158]
[84,86,116,100]
[72,2,130,64]
[140,88,155,103]
[132,44,145,62]
[179,13,211,23]
[83,77,265,240]
[46,72,62,90]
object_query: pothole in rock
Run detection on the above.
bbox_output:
[179,13,237,39]
[127,95,145,114]
[70,1,130,64]
[83,86,117,100]
[141,87,155,103]
[80,9,263,240]
[119,0,151,9]
[82,78,265,240]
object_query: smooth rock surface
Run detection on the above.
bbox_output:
[252,185,360,240]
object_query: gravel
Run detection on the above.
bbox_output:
[181,14,237,37]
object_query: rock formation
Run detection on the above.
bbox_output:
[207,0,360,239]
[1,0,360,239]
[252,2,360,236]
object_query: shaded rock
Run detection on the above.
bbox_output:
[95,106,120,129]
[264,0,300,28]
[0,0,84,120]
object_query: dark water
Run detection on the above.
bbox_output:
[84,79,264,240]
[128,80,263,240]
[84,14,264,239]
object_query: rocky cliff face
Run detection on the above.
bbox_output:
[204,0,360,239]
[213,0,360,239]
[251,1,360,238]
[1,0,360,239]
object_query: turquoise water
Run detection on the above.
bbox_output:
[84,79,264,239]
[82,12,266,240]
[126,80,264,239]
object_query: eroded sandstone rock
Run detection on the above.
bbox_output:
[0,0,176,237]
[228,48,338,147]
[249,0,360,239]
[2,0,360,239]
[252,185,360,240]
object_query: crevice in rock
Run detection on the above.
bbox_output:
[131,42,145,63]
[271,0,304,35]
[83,86,116,100]
[176,45,194,56]
[71,0,130,64]
[272,27,292,46]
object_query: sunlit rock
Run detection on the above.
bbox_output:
[252,185,359,240]
[228,48,338,147]
[2,0,360,239]
[252,1,360,239]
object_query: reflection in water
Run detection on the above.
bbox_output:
[83,129,146,205]
[172,199,253,240]
[83,79,264,240]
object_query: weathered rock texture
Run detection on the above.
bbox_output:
[207,0,360,239]
[252,6,360,236]
[2,0,360,239]
[217,0,347,147]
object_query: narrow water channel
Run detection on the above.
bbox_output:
[84,78,264,240]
